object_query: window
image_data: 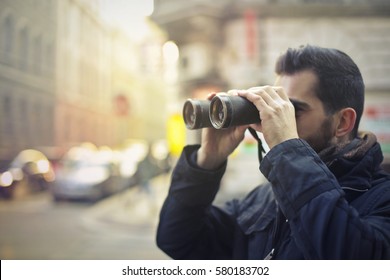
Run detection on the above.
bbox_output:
[2,95,14,146]
[33,35,42,74]
[1,15,14,64]
[18,27,29,70]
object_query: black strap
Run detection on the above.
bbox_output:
[248,127,266,164]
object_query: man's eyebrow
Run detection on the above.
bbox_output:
[289,99,310,110]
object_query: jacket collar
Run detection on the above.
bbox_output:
[322,132,383,193]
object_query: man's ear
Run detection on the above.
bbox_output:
[335,108,357,137]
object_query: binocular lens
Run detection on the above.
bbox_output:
[183,101,195,124]
[210,95,231,129]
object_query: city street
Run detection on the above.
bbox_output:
[0,147,264,260]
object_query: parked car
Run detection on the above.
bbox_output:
[51,144,135,202]
[0,149,55,199]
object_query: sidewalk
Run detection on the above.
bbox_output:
[81,173,171,237]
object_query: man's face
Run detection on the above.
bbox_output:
[275,70,336,153]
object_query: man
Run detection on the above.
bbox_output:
[156,45,390,259]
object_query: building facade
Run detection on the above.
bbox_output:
[0,0,57,160]
[54,0,114,149]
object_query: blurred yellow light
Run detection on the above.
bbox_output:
[163,41,179,62]
[167,113,186,157]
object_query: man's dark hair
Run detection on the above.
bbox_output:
[275,45,365,137]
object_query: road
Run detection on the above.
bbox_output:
[0,182,170,260]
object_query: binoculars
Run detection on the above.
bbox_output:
[183,94,261,130]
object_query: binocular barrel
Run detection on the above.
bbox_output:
[182,95,261,130]
[182,99,212,130]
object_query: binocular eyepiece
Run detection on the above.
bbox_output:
[183,94,261,130]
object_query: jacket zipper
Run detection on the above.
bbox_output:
[264,248,275,260]
[264,207,283,260]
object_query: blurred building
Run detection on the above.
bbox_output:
[151,0,390,163]
[0,0,169,163]
[0,0,57,161]
[55,0,114,150]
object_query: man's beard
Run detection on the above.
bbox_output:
[305,116,334,154]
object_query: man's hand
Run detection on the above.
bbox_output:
[197,92,247,170]
[238,86,299,149]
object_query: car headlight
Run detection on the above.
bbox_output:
[0,171,13,187]
[36,159,51,174]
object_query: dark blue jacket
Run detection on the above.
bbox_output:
[156,139,390,259]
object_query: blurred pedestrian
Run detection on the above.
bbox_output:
[136,147,155,196]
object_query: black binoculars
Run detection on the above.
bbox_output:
[183,94,261,130]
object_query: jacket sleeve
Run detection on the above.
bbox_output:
[260,138,390,259]
[156,145,238,259]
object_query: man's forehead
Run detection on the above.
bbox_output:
[274,71,318,99]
